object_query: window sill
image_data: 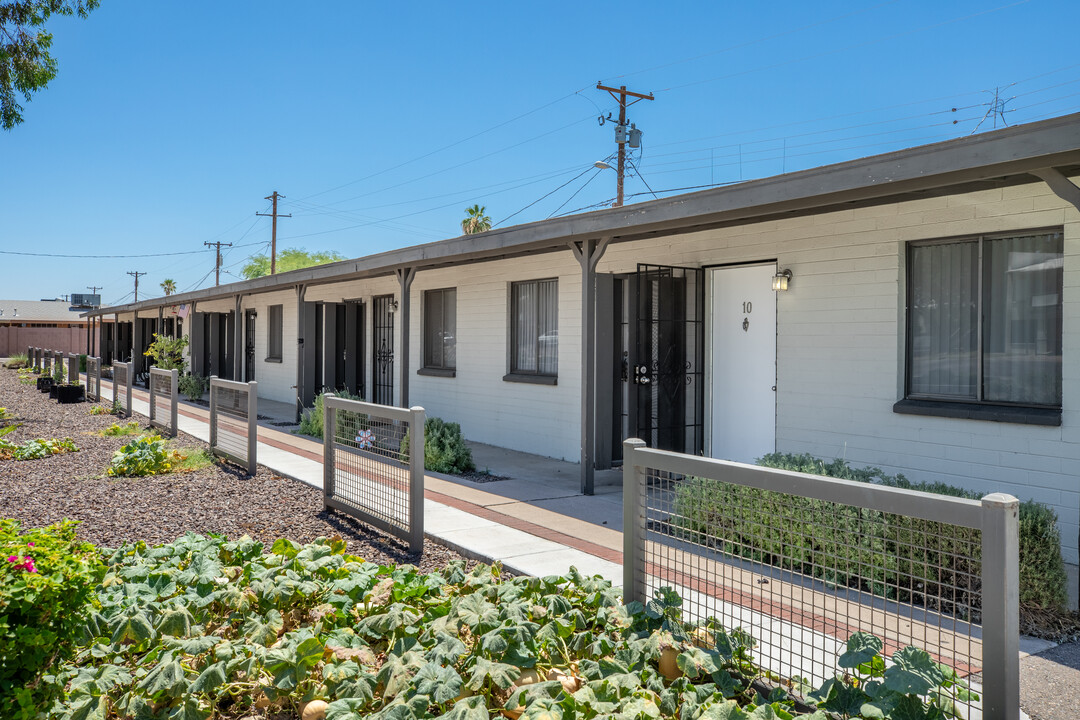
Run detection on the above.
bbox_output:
[264,357,282,364]
[893,398,1060,426]
[503,373,557,386]
[417,367,456,378]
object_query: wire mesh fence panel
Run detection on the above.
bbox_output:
[148,368,178,437]
[623,441,1019,720]
[67,353,78,385]
[111,362,133,417]
[323,396,424,553]
[209,378,257,475]
[86,356,101,401]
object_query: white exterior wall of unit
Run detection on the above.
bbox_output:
[407,254,583,462]
[240,289,300,405]
[599,181,1079,566]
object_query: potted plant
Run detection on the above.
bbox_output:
[47,362,64,398]
[36,374,53,392]
[56,382,85,404]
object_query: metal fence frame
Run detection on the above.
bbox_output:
[148,367,179,437]
[86,356,102,401]
[323,397,425,553]
[208,377,257,475]
[622,438,1020,720]
[112,361,133,417]
[43,349,52,375]
[66,352,78,385]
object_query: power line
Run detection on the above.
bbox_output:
[494,164,600,228]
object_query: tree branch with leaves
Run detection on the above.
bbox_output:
[0,0,99,130]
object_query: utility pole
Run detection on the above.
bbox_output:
[204,241,233,286]
[126,271,146,302]
[256,191,291,275]
[596,83,653,207]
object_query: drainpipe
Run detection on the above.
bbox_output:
[571,237,612,495]
[396,267,416,408]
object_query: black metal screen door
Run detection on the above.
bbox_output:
[633,264,704,454]
[372,295,395,405]
[244,310,256,382]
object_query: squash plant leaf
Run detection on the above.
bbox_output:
[883,646,945,697]
[466,656,519,691]
[243,609,283,646]
[441,696,489,720]
[138,657,188,699]
[838,632,883,670]
[414,662,463,705]
[157,606,195,638]
[109,607,156,646]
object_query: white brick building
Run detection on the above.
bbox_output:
[90,114,1080,601]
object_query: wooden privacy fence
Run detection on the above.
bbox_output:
[208,377,257,475]
[622,438,1020,720]
[323,396,425,553]
[148,367,179,437]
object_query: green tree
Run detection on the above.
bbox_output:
[1,0,99,130]
[461,204,491,234]
[160,278,176,296]
[240,247,345,280]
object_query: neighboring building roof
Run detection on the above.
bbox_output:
[91,112,1080,317]
[0,299,90,324]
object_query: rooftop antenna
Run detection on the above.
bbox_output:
[970,85,1015,135]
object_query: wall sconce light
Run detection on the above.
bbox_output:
[388,299,399,313]
[772,269,793,291]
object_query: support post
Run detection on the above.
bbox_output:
[246,380,258,476]
[408,405,426,554]
[980,492,1020,720]
[323,391,335,509]
[209,376,219,449]
[571,237,611,495]
[396,268,416,407]
[170,369,179,438]
[622,438,646,603]
[233,295,243,380]
[296,284,307,422]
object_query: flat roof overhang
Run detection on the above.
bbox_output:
[88,112,1080,318]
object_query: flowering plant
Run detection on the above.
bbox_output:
[0,520,103,719]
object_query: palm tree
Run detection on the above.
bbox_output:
[461,205,492,234]
[160,278,176,296]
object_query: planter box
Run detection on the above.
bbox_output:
[56,384,85,404]
[49,384,59,399]
[37,377,53,392]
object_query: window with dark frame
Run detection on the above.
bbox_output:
[906,230,1062,409]
[266,305,283,361]
[510,278,558,377]
[423,288,457,371]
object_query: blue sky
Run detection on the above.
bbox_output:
[2,0,1078,305]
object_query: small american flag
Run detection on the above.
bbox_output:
[177,304,189,319]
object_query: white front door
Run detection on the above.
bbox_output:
[709,264,777,463]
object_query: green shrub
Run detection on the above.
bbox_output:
[673,452,1068,613]
[143,333,188,373]
[107,435,179,477]
[78,354,87,373]
[177,373,209,402]
[0,520,104,720]
[298,389,362,439]
[400,416,476,474]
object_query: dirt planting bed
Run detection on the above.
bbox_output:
[0,368,462,571]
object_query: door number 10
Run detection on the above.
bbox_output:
[741,301,752,313]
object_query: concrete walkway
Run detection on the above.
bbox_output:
[88,377,1073,719]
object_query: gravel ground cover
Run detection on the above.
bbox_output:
[0,368,462,571]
